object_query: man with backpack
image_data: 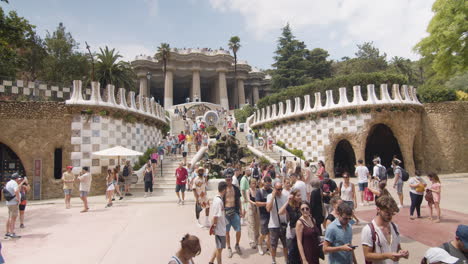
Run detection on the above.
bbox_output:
[392,159,407,209]
[122,160,133,196]
[251,163,261,182]
[361,195,409,264]
[373,157,387,182]
[4,173,26,239]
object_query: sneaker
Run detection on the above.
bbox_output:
[227,248,233,258]
[119,196,124,200]
[258,246,265,255]
[235,244,242,255]
[177,199,181,205]
[127,193,133,196]
[181,200,184,205]
[20,224,25,228]
[398,204,403,209]
[112,198,116,201]
[3,234,10,240]
[265,249,270,255]
[196,220,203,228]
[9,233,21,238]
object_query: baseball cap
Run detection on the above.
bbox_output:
[456,225,468,248]
[323,172,330,179]
[67,166,73,169]
[10,173,19,179]
[424,247,458,264]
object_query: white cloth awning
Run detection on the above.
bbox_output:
[92,146,143,157]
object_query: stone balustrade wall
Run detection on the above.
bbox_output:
[249,84,422,127]
[66,80,167,124]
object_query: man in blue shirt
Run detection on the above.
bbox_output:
[323,202,357,264]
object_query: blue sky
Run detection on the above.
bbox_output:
[3,0,435,70]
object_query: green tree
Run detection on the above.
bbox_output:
[95,46,136,90]
[0,8,37,78]
[22,34,47,81]
[271,23,308,90]
[333,42,388,76]
[42,22,89,85]
[414,0,468,78]
[389,56,418,84]
[305,48,332,80]
[155,43,170,85]
[228,36,241,107]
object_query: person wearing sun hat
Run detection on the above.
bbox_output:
[439,225,468,263]
[422,247,459,264]
[61,166,75,209]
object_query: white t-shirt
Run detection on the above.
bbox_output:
[292,180,307,201]
[78,172,92,192]
[373,164,384,178]
[361,219,401,264]
[266,192,288,228]
[232,176,239,188]
[211,196,226,236]
[355,165,369,183]
[408,176,426,195]
[5,180,19,206]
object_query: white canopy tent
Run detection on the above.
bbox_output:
[92,146,143,166]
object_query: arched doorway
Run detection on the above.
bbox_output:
[0,143,25,183]
[333,140,356,178]
[365,124,404,173]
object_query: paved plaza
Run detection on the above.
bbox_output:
[1,173,467,264]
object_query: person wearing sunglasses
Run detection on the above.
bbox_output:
[278,189,303,264]
[296,201,321,264]
[169,234,201,264]
[361,195,409,264]
[323,202,358,264]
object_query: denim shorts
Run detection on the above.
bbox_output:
[358,182,368,191]
[396,182,404,194]
[80,191,89,197]
[215,235,226,249]
[225,210,241,232]
[175,184,186,193]
[64,189,72,195]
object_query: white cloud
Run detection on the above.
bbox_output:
[209,0,434,59]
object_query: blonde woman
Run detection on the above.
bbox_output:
[246,178,260,249]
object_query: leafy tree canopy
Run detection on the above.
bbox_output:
[414,0,468,78]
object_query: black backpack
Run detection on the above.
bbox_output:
[378,165,387,181]
[400,168,409,182]
[252,167,260,179]
[122,166,129,177]
[2,187,15,201]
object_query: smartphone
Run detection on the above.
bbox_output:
[350,245,358,249]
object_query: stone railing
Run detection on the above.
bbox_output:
[249,84,422,127]
[66,80,167,123]
[134,48,231,62]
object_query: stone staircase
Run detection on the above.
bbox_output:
[133,151,198,194]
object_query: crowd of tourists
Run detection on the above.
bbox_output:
[169,155,467,264]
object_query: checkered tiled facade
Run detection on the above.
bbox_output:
[0,80,86,100]
[70,114,163,174]
[261,113,371,162]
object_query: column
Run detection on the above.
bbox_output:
[164,70,173,108]
[253,86,260,104]
[139,76,147,97]
[218,69,229,109]
[191,70,201,102]
[237,79,246,107]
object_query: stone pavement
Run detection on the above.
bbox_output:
[1,173,467,264]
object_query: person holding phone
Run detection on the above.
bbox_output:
[323,202,357,264]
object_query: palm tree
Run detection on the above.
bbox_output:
[95,46,135,90]
[228,36,241,107]
[155,43,171,86]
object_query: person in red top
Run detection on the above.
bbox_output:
[175,162,188,205]
[178,131,186,155]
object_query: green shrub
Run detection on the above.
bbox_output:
[234,104,256,123]
[417,84,456,103]
[133,147,155,170]
[264,122,274,129]
[257,72,407,109]
[276,140,286,149]
[289,149,305,160]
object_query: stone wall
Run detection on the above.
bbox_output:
[258,106,423,178]
[419,102,468,173]
[0,102,73,200]
[0,101,165,200]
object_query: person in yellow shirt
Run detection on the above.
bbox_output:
[186,133,193,153]
[62,166,75,209]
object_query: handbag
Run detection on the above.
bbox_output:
[364,187,374,201]
[425,189,434,203]
[274,197,287,234]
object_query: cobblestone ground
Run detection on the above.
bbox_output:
[1,174,467,264]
